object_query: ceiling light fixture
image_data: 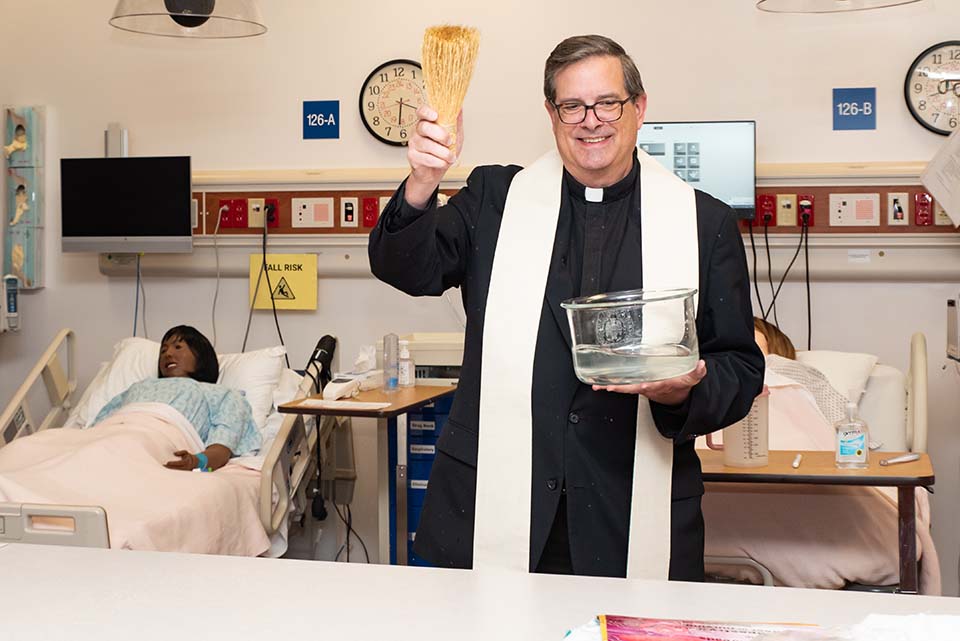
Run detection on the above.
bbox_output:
[757,0,923,13]
[109,0,267,39]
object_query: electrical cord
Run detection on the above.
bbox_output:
[803,217,812,350]
[241,264,264,352]
[747,221,764,317]
[133,254,142,337]
[764,229,806,322]
[139,273,148,339]
[762,219,779,326]
[211,205,227,348]
[334,503,370,563]
[260,214,290,369]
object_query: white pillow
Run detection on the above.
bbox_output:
[68,337,159,428]
[259,368,306,450]
[795,350,878,402]
[218,347,286,430]
[66,337,286,431]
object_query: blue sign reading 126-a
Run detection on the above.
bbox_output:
[303,100,339,139]
[833,88,876,130]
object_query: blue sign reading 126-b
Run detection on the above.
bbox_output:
[303,100,339,139]
[833,88,876,131]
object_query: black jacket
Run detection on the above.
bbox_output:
[369,164,764,577]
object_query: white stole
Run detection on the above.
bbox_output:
[474,148,699,579]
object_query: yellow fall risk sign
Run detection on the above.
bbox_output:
[249,254,317,310]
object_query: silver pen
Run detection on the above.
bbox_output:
[879,453,921,466]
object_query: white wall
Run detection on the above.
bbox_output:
[1,0,958,593]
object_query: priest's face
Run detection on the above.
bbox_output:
[545,55,647,188]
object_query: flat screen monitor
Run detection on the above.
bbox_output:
[637,120,756,220]
[60,156,193,253]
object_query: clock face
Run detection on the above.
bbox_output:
[904,41,960,136]
[359,59,427,146]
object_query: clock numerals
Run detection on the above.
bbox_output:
[905,41,960,136]
[360,59,427,146]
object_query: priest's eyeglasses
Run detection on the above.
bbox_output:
[552,95,636,124]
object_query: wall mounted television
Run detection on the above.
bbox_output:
[60,156,193,253]
[637,120,756,220]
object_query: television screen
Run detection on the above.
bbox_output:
[637,121,756,220]
[60,156,193,252]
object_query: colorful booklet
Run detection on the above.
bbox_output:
[600,616,817,641]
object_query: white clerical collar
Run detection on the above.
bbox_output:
[584,186,603,202]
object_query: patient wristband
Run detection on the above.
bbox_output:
[195,452,210,472]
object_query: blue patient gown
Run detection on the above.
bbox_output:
[94,377,262,456]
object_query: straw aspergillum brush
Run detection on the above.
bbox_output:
[421,25,480,149]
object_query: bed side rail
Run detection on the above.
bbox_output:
[259,374,325,535]
[0,502,109,548]
[0,329,77,449]
[907,332,927,453]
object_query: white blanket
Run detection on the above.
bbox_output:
[698,367,940,594]
[0,407,271,556]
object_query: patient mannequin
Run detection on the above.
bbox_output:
[94,325,261,471]
[752,317,848,433]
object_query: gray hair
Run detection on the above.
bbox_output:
[543,35,645,103]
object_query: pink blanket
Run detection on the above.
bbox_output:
[0,409,270,556]
[702,483,939,594]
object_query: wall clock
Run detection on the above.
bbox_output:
[359,59,426,146]
[904,41,960,136]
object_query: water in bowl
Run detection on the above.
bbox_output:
[571,341,697,384]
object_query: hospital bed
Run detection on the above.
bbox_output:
[0,328,341,555]
[703,333,935,592]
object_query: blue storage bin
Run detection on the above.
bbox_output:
[408,441,437,460]
[408,502,424,533]
[415,396,454,416]
[407,413,448,442]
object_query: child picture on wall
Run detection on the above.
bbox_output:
[3,106,43,168]
[10,183,29,225]
[4,226,37,289]
[3,123,27,158]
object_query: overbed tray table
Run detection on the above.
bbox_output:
[700,449,934,594]
[279,385,456,565]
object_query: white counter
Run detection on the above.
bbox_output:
[0,544,957,640]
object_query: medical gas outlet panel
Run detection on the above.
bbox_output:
[745,187,952,234]
[194,190,456,237]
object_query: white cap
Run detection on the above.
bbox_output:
[399,340,410,358]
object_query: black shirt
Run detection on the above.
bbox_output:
[563,156,642,298]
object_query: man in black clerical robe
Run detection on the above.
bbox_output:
[368,35,763,581]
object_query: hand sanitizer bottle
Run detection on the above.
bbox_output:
[835,391,869,469]
[398,340,415,388]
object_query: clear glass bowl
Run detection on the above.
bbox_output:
[560,288,699,385]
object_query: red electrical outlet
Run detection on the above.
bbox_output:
[217,198,247,229]
[752,194,776,226]
[265,198,280,228]
[362,197,379,228]
[915,192,933,226]
[798,193,815,227]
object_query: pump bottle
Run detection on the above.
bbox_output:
[398,339,415,388]
[834,391,869,469]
